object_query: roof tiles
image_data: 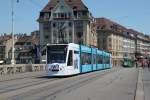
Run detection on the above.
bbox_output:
[42,0,88,12]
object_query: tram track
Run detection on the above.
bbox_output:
[0,78,59,94]
[0,71,46,82]
[38,68,120,100]
[8,68,121,100]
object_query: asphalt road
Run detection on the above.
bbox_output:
[0,67,138,100]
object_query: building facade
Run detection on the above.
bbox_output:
[0,34,39,64]
[0,41,5,62]
[122,30,136,60]
[38,0,97,47]
[96,18,124,67]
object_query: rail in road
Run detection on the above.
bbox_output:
[0,67,138,100]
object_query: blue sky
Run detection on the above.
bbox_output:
[0,0,150,34]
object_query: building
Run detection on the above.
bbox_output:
[38,0,97,47]
[122,29,136,60]
[0,34,12,63]
[0,40,5,62]
[131,30,150,59]
[96,18,126,67]
[12,36,33,64]
[0,33,40,64]
[96,17,150,67]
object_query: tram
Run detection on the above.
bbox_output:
[45,43,112,76]
[122,57,135,67]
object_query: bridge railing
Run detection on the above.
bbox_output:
[0,64,45,75]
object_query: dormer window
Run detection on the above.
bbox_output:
[110,25,113,29]
[97,26,100,29]
[49,7,53,10]
[53,12,72,19]
[44,13,49,19]
[73,6,77,10]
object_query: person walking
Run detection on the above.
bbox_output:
[148,60,150,71]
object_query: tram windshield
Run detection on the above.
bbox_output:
[47,45,68,64]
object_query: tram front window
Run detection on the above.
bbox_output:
[47,45,68,64]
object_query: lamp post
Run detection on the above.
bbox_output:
[11,0,15,64]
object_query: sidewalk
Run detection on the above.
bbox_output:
[143,68,150,100]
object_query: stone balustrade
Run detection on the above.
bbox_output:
[0,64,45,75]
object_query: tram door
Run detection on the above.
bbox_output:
[73,51,80,70]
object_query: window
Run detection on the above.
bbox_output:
[69,31,72,36]
[74,51,79,54]
[68,13,71,17]
[81,53,91,65]
[53,23,56,28]
[67,50,73,66]
[45,35,49,39]
[97,55,103,64]
[77,32,83,38]
[58,13,61,18]
[43,23,50,30]
[106,57,110,64]
[53,13,57,18]
[97,26,100,29]
[68,22,72,27]
[49,7,53,10]
[109,38,112,42]
[61,13,64,18]
[101,25,106,29]
[61,6,64,9]
[47,45,68,63]
[73,6,77,10]
[44,13,49,19]
[82,11,87,16]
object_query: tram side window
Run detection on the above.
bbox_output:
[97,55,103,64]
[106,56,110,64]
[67,50,73,66]
[81,53,91,65]
[103,56,106,64]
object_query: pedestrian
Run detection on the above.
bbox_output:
[136,60,139,68]
[142,59,145,69]
[136,61,138,68]
[148,60,150,71]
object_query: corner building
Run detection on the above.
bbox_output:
[38,0,97,47]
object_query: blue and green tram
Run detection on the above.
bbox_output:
[46,43,112,76]
[122,57,135,67]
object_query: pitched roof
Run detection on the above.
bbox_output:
[42,0,88,12]
[95,17,127,32]
[96,18,126,29]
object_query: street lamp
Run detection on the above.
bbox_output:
[11,0,17,64]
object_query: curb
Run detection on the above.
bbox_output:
[135,68,144,100]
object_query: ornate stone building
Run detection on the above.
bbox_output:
[38,0,97,47]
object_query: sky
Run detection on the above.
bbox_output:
[0,0,150,35]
